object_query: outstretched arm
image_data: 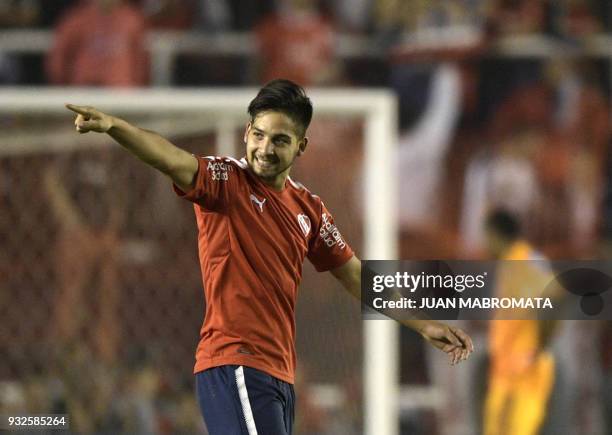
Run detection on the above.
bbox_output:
[330,256,474,365]
[66,104,198,191]
[43,164,84,229]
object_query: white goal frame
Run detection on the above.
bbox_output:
[0,87,399,435]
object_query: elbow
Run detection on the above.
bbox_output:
[164,162,195,189]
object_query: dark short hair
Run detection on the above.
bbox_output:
[248,79,313,136]
[485,208,521,240]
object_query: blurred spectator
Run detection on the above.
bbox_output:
[117,354,161,434]
[194,0,232,32]
[44,154,124,365]
[546,60,609,170]
[378,0,488,258]
[0,1,39,84]
[374,0,487,43]
[547,60,609,251]
[323,0,372,33]
[47,0,148,86]
[0,54,20,85]
[179,1,276,85]
[193,0,276,32]
[0,381,26,415]
[603,140,612,242]
[140,0,195,30]
[38,1,79,28]
[460,130,543,255]
[254,0,340,86]
[375,0,487,175]
[601,319,612,435]
[529,60,607,252]
[551,0,602,40]
[600,176,612,435]
[397,63,462,231]
[0,1,79,84]
[195,0,263,32]
[461,58,609,256]
[0,1,78,29]
[0,1,39,28]
[489,0,547,35]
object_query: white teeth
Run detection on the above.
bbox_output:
[257,158,275,165]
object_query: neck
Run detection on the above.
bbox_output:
[259,164,292,191]
[248,157,294,191]
[260,170,290,191]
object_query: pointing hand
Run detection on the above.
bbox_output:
[66,104,114,134]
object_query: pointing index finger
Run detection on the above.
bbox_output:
[65,104,93,116]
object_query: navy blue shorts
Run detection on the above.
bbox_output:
[196,365,295,435]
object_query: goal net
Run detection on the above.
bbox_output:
[0,88,398,434]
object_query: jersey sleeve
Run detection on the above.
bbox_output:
[307,201,354,272]
[173,156,235,210]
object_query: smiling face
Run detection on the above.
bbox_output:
[244,111,308,190]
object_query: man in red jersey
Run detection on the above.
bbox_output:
[48,0,148,87]
[66,79,473,435]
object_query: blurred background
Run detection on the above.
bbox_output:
[0,0,611,434]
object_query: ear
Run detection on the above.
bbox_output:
[243,122,251,143]
[297,137,308,156]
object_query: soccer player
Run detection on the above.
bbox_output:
[66,79,473,435]
[483,209,558,435]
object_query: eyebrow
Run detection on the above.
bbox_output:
[252,126,292,141]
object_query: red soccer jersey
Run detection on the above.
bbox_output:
[174,156,354,383]
[47,2,148,86]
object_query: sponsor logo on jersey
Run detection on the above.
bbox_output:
[297,214,311,237]
[250,194,266,213]
[207,160,233,181]
[320,213,346,249]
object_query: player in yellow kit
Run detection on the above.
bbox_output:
[483,209,558,435]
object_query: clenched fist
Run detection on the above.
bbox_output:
[66,104,114,134]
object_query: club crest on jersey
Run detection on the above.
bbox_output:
[297,214,311,237]
[250,193,266,213]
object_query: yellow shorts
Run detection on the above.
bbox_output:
[484,352,555,435]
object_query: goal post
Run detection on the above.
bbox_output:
[0,87,399,435]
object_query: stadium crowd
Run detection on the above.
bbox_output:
[1,0,611,434]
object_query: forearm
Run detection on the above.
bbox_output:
[337,264,429,332]
[107,117,197,189]
[332,257,473,362]
[68,104,197,188]
[341,275,462,353]
[44,168,84,228]
[401,319,431,333]
[342,278,361,301]
[109,117,182,173]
